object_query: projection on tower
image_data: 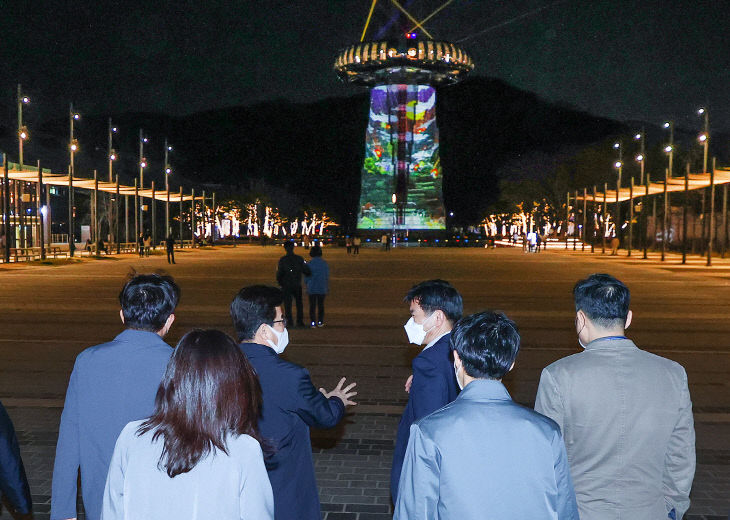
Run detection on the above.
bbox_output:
[335,34,473,230]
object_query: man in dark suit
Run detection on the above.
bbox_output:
[231,285,357,520]
[276,241,311,328]
[0,399,32,518]
[391,279,462,502]
[51,273,180,520]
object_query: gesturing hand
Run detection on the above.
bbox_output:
[319,377,358,406]
[405,374,413,393]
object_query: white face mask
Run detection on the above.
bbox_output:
[266,325,289,354]
[453,361,464,390]
[404,314,435,345]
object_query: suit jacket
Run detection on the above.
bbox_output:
[0,400,32,515]
[390,332,459,500]
[240,342,345,520]
[277,253,311,289]
[394,379,579,520]
[535,337,696,520]
[51,329,172,520]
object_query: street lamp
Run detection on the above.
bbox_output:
[139,129,147,236]
[164,138,173,236]
[698,108,709,174]
[613,141,622,236]
[17,84,30,167]
[634,129,645,185]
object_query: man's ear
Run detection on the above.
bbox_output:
[119,309,125,324]
[453,350,461,366]
[256,323,272,343]
[624,310,633,330]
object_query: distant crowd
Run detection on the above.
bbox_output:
[0,243,695,520]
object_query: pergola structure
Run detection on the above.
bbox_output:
[1,155,216,262]
[566,163,730,265]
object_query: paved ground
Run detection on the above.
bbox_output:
[0,244,728,519]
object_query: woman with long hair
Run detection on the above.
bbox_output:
[101,329,273,519]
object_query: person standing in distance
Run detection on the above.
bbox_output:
[305,245,329,328]
[165,235,175,264]
[51,273,179,520]
[395,311,578,519]
[230,285,357,520]
[390,280,462,502]
[535,273,695,520]
[276,240,311,328]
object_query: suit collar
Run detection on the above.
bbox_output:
[423,330,451,351]
[114,328,170,347]
[585,336,638,351]
[458,379,512,401]
[239,341,278,358]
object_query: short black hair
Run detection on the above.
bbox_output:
[119,274,180,332]
[404,279,463,323]
[283,241,294,252]
[573,273,630,328]
[230,285,283,341]
[310,246,322,257]
[450,311,520,380]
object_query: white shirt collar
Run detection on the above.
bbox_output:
[423,331,449,351]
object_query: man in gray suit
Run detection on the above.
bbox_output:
[535,273,696,520]
[395,311,578,520]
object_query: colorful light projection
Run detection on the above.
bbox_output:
[357,84,445,230]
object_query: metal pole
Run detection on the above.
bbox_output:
[18,85,23,167]
[644,172,650,259]
[191,189,196,245]
[212,192,216,242]
[602,184,607,254]
[723,184,728,258]
[68,165,74,256]
[134,179,139,253]
[125,194,129,246]
[616,143,622,244]
[139,129,145,237]
[2,155,9,263]
[662,168,668,261]
[93,170,99,247]
[582,187,587,251]
[591,185,596,253]
[628,177,633,256]
[116,175,121,254]
[565,192,569,249]
[37,161,45,259]
[708,158,716,266]
[108,118,115,247]
[151,181,156,249]
[165,138,170,237]
[202,190,207,240]
[683,163,689,265]
[179,186,183,244]
[573,190,578,250]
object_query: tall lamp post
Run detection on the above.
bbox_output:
[698,108,709,174]
[108,120,117,247]
[17,85,30,167]
[69,105,80,254]
[391,193,397,242]
[139,130,148,238]
[613,141,622,244]
[662,121,674,261]
[634,131,645,255]
[164,139,173,237]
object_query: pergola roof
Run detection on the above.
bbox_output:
[575,168,730,203]
[5,165,195,202]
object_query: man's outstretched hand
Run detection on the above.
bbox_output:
[405,374,413,393]
[320,377,358,406]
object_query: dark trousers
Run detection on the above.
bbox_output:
[167,248,175,264]
[308,294,325,324]
[282,286,304,326]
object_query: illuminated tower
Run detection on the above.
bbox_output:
[335,9,473,230]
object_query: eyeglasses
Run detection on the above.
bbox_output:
[272,318,287,327]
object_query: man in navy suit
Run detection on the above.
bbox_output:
[0,399,32,517]
[394,311,578,519]
[390,280,462,501]
[231,285,357,520]
[51,274,179,520]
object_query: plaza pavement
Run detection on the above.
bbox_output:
[0,244,728,519]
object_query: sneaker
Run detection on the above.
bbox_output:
[310,322,317,329]
[317,322,324,328]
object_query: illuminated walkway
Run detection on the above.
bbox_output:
[1,246,727,519]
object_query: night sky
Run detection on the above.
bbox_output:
[1,0,728,131]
